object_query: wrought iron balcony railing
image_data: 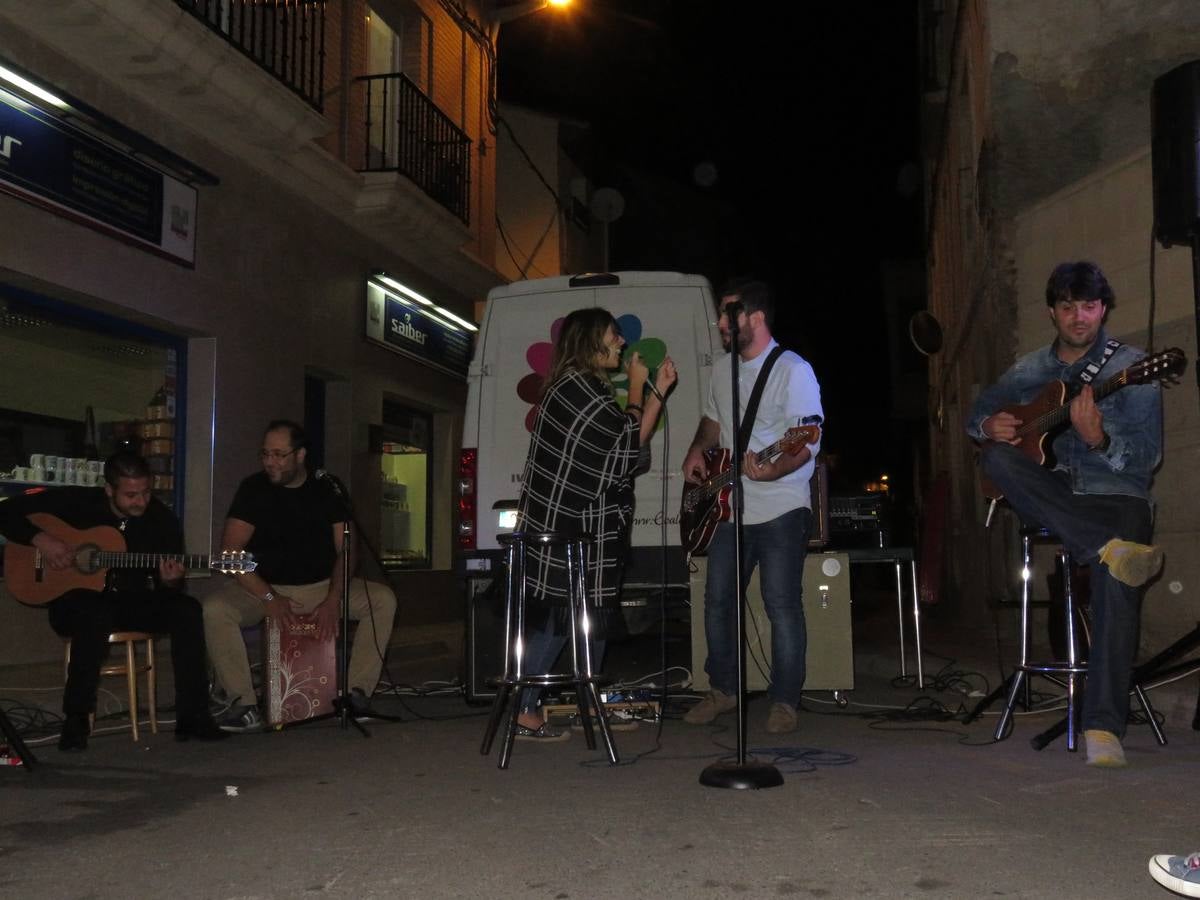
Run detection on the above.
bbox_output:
[355,73,472,225]
[175,0,326,111]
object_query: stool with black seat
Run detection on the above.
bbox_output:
[479,531,619,769]
[64,631,158,741]
[990,526,1165,751]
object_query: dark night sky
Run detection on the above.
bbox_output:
[497,1,924,490]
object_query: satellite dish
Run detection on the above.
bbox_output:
[590,187,625,224]
[909,311,944,356]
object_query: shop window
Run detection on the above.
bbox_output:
[379,400,431,570]
[0,287,185,526]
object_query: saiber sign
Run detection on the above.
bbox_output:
[365,274,476,378]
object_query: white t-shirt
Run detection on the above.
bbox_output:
[703,339,824,525]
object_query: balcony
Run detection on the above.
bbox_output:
[355,73,472,225]
[175,0,326,112]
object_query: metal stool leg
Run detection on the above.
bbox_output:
[1062,550,1078,752]
[569,538,617,764]
[482,536,522,759]
[497,538,529,769]
[994,533,1035,740]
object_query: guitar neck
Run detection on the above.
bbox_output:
[93,552,211,570]
[706,440,785,496]
[1020,370,1126,438]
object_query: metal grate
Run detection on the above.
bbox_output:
[174,0,326,111]
[355,72,472,224]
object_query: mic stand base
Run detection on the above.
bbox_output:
[700,758,784,790]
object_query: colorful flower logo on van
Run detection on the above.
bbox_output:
[516,314,668,432]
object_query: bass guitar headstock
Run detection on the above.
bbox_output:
[780,423,821,455]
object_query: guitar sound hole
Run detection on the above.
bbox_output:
[77,545,102,574]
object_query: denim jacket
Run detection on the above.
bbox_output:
[965,329,1162,502]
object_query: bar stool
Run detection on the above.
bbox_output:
[64,631,158,741]
[479,531,619,769]
[993,527,1164,751]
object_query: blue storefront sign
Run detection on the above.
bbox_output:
[365,280,474,378]
[0,87,198,265]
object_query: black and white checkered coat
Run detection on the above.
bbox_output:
[517,369,647,635]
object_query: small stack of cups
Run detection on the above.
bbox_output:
[15,455,103,485]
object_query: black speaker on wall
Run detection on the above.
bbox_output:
[1152,60,1200,248]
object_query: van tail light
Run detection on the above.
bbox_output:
[457,448,477,550]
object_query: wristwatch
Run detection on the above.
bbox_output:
[1088,432,1111,454]
[262,590,276,604]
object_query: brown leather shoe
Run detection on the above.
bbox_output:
[683,690,737,724]
[765,703,798,734]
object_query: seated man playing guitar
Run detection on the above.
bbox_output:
[681,278,824,735]
[0,451,227,750]
[967,260,1175,768]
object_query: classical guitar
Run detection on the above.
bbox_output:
[980,347,1186,500]
[680,424,821,555]
[4,512,257,606]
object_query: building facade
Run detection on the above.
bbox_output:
[0,0,514,663]
[923,0,1200,696]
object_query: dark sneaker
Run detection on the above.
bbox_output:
[175,714,231,742]
[218,705,265,733]
[58,713,90,752]
[345,688,385,722]
[514,722,569,742]
[1149,851,1200,897]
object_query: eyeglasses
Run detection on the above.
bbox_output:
[258,449,297,461]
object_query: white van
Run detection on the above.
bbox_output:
[458,271,722,697]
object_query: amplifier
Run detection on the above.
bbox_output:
[689,551,853,693]
[465,574,504,703]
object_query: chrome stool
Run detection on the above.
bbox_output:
[479,531,618,769]
[993,527,1164,751]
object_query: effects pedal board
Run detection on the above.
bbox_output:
[541,700,662,727]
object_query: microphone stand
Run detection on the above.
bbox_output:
[700,306,784,790]
[290,471,403,737]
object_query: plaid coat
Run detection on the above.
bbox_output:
[517,369,647,635]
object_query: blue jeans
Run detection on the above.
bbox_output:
[981,444,1151,736]
[518,616,606,715]
[703,507,811,706]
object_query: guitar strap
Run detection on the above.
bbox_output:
[1075,338,1123,387]
[737,345,785,452]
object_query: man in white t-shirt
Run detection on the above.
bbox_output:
[681,279,824,734]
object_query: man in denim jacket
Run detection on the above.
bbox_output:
[966,261,1164,767]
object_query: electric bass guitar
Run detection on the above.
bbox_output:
[4,512,257,606]
[679,424,821,555]
[980,346,1185,500]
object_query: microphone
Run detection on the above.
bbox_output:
[723,301,744,318]
[314,468,346,498]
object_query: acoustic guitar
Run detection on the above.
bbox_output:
[980,347,1185,500]
[679,424,821,555]
[4,512,257,606]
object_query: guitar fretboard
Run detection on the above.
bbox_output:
[92,552,211,569]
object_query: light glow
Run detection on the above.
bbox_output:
[0,64,68,109]
[372,272,479,333]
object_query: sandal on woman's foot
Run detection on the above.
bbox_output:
[514,722,569,742]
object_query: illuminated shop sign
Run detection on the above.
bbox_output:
[365,273,476,378]
[0,79,198,266]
